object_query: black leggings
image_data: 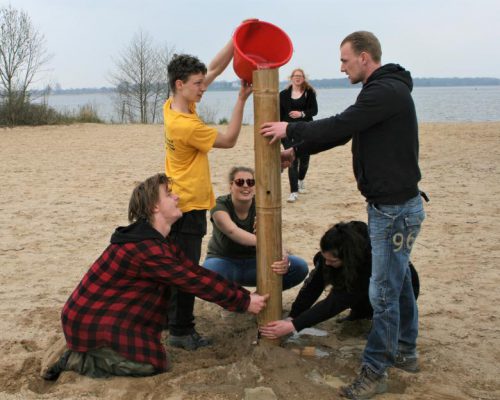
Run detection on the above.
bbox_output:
[288,154,310,192]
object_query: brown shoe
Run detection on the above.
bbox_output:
[339,366,388,399]
[168,331,212,350]
[394,352,420,373]
[42,350,71,381]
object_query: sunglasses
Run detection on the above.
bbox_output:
[232,178,255,187]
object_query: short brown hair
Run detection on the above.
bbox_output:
[167,54,207,94]
[128,173,171,223]
[341,31,382,63]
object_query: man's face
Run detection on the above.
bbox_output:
[156,184,182,224]
[177,72,207,103]
[340,42,365,84]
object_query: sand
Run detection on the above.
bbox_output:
[0,122,499,399]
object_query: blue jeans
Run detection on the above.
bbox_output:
[362,194,425,375]
[203,255,308,290]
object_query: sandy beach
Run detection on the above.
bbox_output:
[1,122,499,399]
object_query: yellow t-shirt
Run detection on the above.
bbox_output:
[163,98,218,212]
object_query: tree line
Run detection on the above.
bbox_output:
[34,76,500,97]
[208,77,500,90]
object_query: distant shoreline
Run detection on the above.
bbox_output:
[32,86,500,123]
[32,77,500,95]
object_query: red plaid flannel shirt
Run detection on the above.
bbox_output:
[61,231,250,371]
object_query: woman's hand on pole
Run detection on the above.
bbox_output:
[271,254,290,275]
[259,319,295,339]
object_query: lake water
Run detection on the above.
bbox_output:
[38,85,500,124]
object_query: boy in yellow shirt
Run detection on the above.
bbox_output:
[163,38,252,350]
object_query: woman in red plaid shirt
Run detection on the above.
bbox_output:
[43,173,268,380]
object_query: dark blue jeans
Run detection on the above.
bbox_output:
[362,194,425,374]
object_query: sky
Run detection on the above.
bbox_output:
[5,0,500,89]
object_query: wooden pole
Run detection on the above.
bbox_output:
[253,68,282,343]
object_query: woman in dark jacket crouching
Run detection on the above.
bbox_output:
[260,221,419,338]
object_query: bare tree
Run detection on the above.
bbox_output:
[110,30,174,124]
[0,5,50,125]
[150,44,175,122]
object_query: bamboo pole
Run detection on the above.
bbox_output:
[253,68,282,343]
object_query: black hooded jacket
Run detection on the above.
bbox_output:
[286,63,421,205]
[110,219,168,245]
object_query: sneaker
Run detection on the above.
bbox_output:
[287,192,299,203]
[394,352,420,373]
[298,180,308,194]
[339,366,388,399]
[168,331,212,351]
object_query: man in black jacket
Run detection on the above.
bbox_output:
[260,31,426,399]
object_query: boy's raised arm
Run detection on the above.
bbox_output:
[204,39,234,87]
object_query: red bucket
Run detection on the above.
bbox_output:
[233,19,293,83]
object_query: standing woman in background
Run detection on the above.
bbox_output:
[280,68,318,203]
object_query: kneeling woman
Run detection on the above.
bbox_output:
[260,221,419,338]
[203,166,308,289]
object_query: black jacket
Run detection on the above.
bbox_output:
[279,87,318,122]
[286,64,421,205]
[289,253,420,332]
[288,250,372,332]
[289,251,371,314]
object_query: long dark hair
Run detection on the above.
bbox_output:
[320,221,370,290]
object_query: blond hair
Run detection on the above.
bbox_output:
[288,68,316,93]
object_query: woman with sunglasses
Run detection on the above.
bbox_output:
[280,68,318,203]
[203,166,308,289]
[259,221,419,340]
